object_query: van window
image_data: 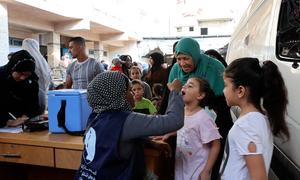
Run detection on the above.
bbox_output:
[276,0,300,61]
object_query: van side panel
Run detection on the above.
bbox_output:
[226,0,300,173]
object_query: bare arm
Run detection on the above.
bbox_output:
[244,154,267,180]
[199,139,221,180]
[64,74,72,89]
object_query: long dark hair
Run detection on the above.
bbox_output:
[191,77,215,109]
[225,57,289,139]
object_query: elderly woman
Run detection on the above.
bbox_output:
[0,50,39,127]
[75,71,184,179]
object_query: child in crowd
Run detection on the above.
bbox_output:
[151,83,164,111]
[132,79,157,115]
[220,58,290,179]
[175,77,221,180]
[130,66,152,100]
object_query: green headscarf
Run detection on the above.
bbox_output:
[168,37,225,96]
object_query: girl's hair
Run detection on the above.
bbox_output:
[191,77,215,109]
[225,57,289,139]
[130,66,142,75]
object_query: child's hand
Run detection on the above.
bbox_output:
[151,140,172,157]
[152,132,176,142]
[151,135,164,141]
[198,170,211,180]
[152,135,168,141]
[167,79,182,92]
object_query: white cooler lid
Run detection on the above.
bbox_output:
[48,89,87,96]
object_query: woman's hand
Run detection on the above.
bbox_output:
[167,79,182,92]
[7,115,29,127]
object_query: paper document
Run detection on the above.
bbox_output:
[0,126,23,133]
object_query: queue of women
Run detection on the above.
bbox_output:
[0,37,289,180]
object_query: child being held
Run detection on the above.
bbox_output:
[175,77,221,180]
[130,66,152,100]
[132,79,157,115]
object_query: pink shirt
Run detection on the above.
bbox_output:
[175,109,221,180]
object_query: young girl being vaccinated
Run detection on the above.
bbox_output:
[220,58,289,180]
[175,77,221,180]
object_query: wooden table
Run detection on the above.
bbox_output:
[0,131,83,179]
[0,130,83,170]
[0,131,170,179]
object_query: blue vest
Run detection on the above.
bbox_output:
[75,111,145,180]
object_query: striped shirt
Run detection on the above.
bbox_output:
[66,58,104,89]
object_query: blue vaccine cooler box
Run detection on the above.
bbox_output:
[48,89,92,133]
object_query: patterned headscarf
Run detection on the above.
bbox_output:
[87,71,132,113]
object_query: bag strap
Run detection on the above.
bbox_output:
[57,99,85,136]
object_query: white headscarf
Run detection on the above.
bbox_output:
[22,38,52,113]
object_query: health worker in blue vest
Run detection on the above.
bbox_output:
[75,71,184,180]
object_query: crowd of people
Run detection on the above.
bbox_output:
[0,36,290,180]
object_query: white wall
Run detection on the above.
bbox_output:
[107,41,139,63]
[138,37,230,58]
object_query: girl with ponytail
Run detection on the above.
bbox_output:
[220,57,289,180]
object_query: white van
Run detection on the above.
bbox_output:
[226,0,300,179]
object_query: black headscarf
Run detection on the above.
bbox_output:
[149,52,164,72]
[87,71,132,113]
[7,50,36,73]
[0,50,39,126]
[0,50,38,82]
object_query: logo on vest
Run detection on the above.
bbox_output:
[83,127,96,164]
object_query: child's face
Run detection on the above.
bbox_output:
[130,69,141,80]
[132,83,144,101]
[223,75,239,107]
[182,78,204,104]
